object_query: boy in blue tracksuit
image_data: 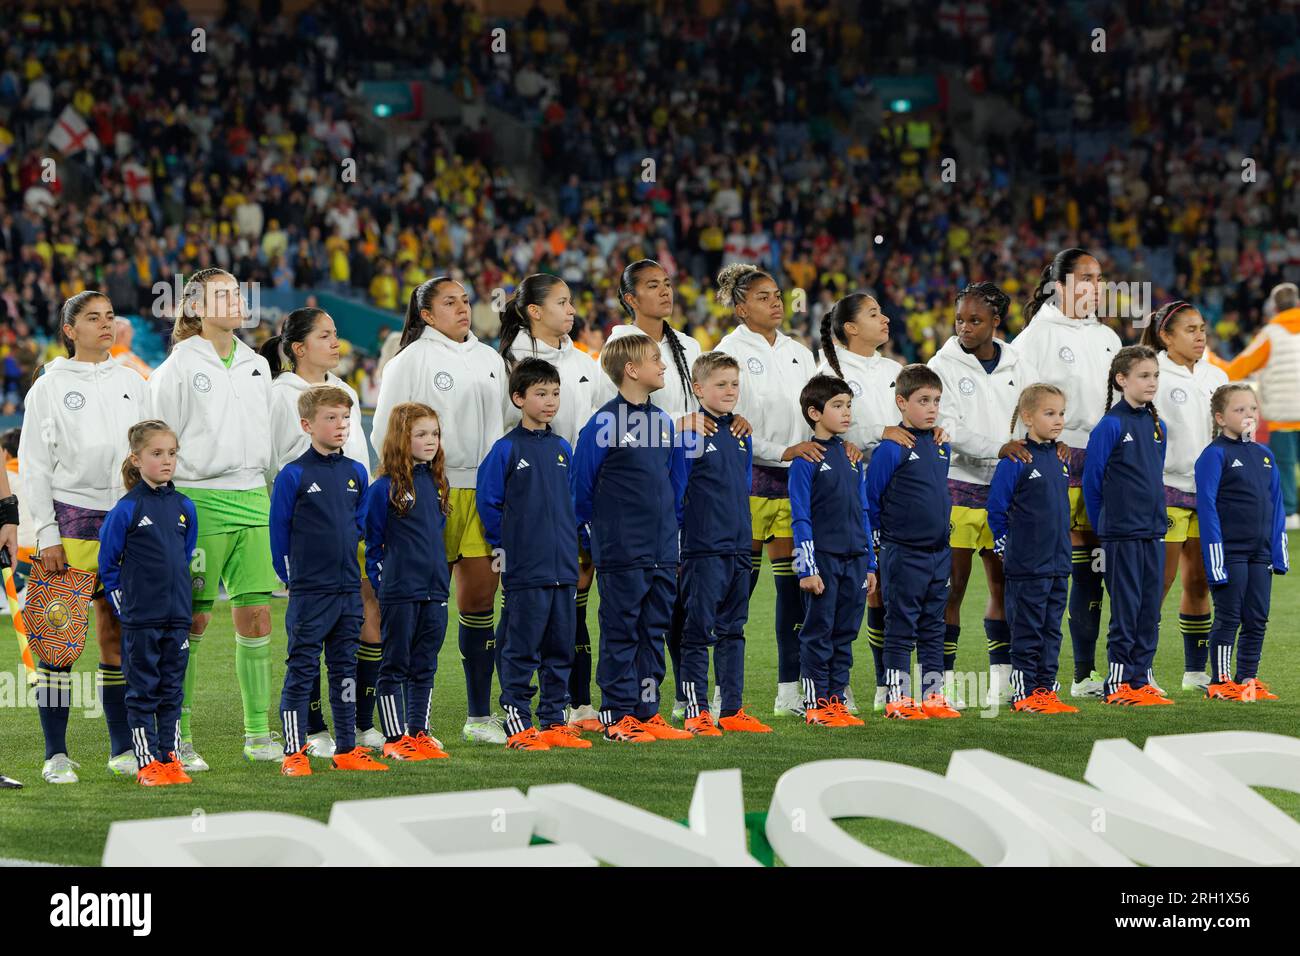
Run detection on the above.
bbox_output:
[678,352,771,735]
[364,401,452,760]
[987,384,1078,713]
[865,364,956,719]
[572,334,689,743]
[790,374,877,727]
[1084,345,1171,704]
[271,385,385,773]
[1195,383,1289,701]
[478,358,589,751]
[99,421,198,786]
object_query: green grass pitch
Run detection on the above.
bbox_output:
[2,546,1297,866]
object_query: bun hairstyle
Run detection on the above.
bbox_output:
[715,262,772,310]
[1024,248,1091,324]
[121,419,177,491]
[1104,344,1162,435]
[497,273,566,372]
[174,268,237,343]
[397,276,457,353]
[955,281,1011,323]
[58,290,112,356]
[259,307,329,378]
[1138,300,1196,351]
[1009,383,1066,436]
[819,292,871,379]
[617,258,695,411]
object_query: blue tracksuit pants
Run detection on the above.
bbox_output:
[376,598,447,738]
[1101,538,1164,695]
[799,551,871,707]
[596,567,676,724]
[679,553,750,716]
[881,543,949,702]
[498,585,576,733]
[123,626,189,770]
[281,593,363,754]
[1005,575,1068,698]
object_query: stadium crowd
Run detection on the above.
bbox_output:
[0,0,1299,414]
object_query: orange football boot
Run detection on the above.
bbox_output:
[921,693,962,718]
[1205,679,1243,701]
[383,735,432,760]
[1105,683,1163,706]
[164,756,193,784]
[639,714,693,740]
[538,724,593,748]
[332,747,389,770]
[1013,689,1057,713]
[1135,684,1175,705]
[506,727,551,751]
[806,698,853,726]
[411,730,450,758]
[1038,690,1078,713]
[603,715,655,743]
[684,712,724,737]
[718,709,773,733]
[136,760,175,786]
[1238,678,1278,701]
[826,697,865,725]
[883,696,929,719]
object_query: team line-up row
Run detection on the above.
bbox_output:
[14,251,1289,786]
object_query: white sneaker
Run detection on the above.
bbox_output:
[984,663,1012,707]
[243,733,285,761]
[1070,670,1107,698]
[107,751,138,776]
[42,753,80,784]
[566,704,602,728]
[354,727,386,749]
[671,700,687,720]
[873,686,888,712]
[462,715,507,744]
[1181,670,1210,691]
[842,686,860,714]
[1286,513,1300,532]
[305,731,336,758]
[942,670,968,710]
[1146,671,1166,695]
[711,686,722,714]
[176,740,209,772]
[773,682,806,717]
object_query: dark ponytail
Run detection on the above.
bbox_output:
[820,293,870,379]
[498,273,566,372]
[58,291,113,357]
[398,276,457,353]
[618,259,695,411]
[1139,300,1194,352]
[259,307,328,377]
[1024,248,1090,324]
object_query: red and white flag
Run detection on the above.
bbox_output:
[45,105,100,156]
[121,160,154,202]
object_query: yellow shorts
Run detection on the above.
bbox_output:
[750,496,793,542]
[357,541,368,580]
[445,487,492,560]
[1164,506,1199,544]
[1068,487,1093,533]
[61,537,105,598]
[949,506,995,551]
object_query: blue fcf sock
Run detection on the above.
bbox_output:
[1069,547,1103,683]
[459,612,496,717]
[1180,612,1211,671]
[984,617,1011,666]
[866,605,886,687]
[772,559,803,684]
[97,663,132,758]
[355,643,383,730]
[37,664,73,760]
[943,623,960,672]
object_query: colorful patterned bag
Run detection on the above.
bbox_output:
[24,562,96,668]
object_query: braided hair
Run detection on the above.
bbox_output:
[498,273,566,372]
[1138,299,1196,352]
[1008,383,1066,437]
[619,259,695,412]
[1024,248,1091,324]
[819,292,871,379]
[1103,344,1162,437]
[715,262,772,311]
[956,281,1011,324]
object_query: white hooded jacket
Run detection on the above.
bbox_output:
[716,323,818,468]
[19,357,152,550]
[370,325,509,489]
[1157,351,1228,494]
[929,336,1040,486]
[270,371,372,477]
[815,348,903,455]
[149,335,273,491]
[504,331,606,447]
[1008,301,1122,448]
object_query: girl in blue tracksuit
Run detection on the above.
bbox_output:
[987,385,1078,713]
[98,421,198,786]
[364,402,453,759]
[1194,383,1289,701]
[1083,345,1170,705]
